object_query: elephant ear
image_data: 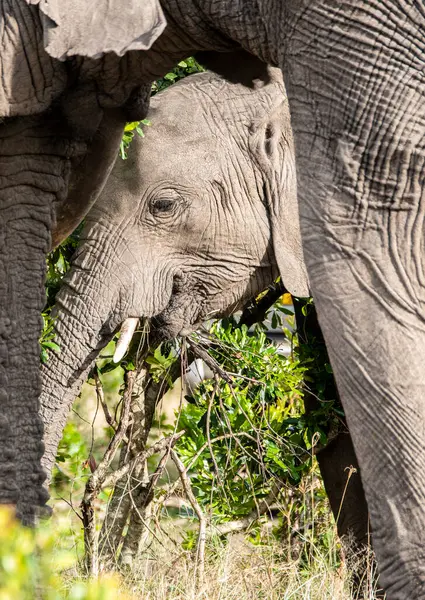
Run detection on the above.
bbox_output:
[250,98,310,298]
[27,0,166,60]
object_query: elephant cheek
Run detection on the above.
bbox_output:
[130,261,176,321]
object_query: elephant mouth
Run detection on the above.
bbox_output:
[113,296,211,362]
[113,301,243,363]
[148,280,210,341]
[112,313,198,363]
[113,277,246,363]
[150,287,242,341]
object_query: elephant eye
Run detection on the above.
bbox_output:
[149,197,178,216]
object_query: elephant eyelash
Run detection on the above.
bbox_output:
[148,195,189,220]
[150,198,177,214]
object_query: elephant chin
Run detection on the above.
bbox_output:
[151,300,242,342]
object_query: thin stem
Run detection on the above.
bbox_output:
[169,448,206,589]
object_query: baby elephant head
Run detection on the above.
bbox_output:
[41,66,308,476]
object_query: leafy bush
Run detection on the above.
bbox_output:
[176,322,309,521]
[0,507,130,599]
[151,58,204,95]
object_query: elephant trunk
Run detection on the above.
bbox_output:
[40,210,175,481]
[40,259,119,480]
[0,184,54,523]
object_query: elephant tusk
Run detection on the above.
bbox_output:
[113,317,139,363]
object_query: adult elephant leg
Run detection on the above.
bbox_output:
[293,299,370,552]
[293,298,378,595]
[0,112,82,523]
[281,4,425,597]
[300,224,425,597]
[286,91,425,600]
[296,298,387,596]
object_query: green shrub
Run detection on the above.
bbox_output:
[176,321,310,521]
[0,507,130,599]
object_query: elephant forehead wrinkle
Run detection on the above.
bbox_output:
[138,150,221,192]
[149,70,283,149]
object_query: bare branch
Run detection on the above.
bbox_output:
[100,352,186,569]
[206,379,220,479]
[169,448,206,587]
[94,371,116,430]
[102,431,185,490]
[239,282,286,329]
[211,481,283,536]
[81,370,135,576]
[188,339,233,383]
[154,431,259,512]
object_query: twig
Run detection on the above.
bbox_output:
[188,339,233,383]
[57,494,83,522]
[126,486,170,553]
[154,432,259,511]
[94,371,116,430]
[81,370,135,576]
[239,282,286,329]
[145,445,172,500]
[206,379,220,479]
[119,443,178,565]
[100,353,185,568]
[169,448,206,587]
[210,481,284,536]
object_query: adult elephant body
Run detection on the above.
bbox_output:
[2,1,425,596]
[280,7,425,596]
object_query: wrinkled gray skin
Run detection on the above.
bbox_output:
[41,69,294,472]
[41,71,368,557]
[0,3,155,523]
[2,2,425,596]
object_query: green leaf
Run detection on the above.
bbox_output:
[42,341,60,353]
[124,121,140,131]
[99,362,121,375]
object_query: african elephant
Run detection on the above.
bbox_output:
[40,67,301,473]
[41,68,370,567]
[2,2,424,596]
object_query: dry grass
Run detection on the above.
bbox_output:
[116,532,381,600]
